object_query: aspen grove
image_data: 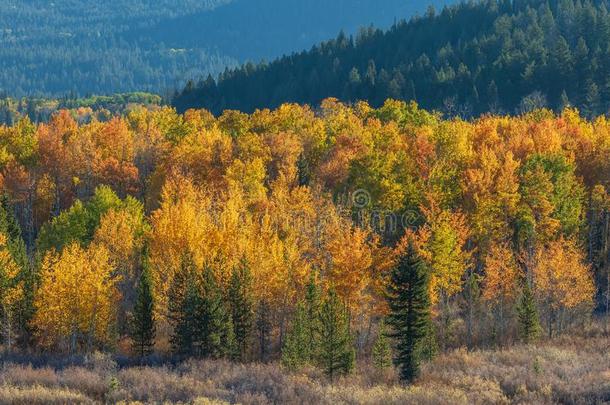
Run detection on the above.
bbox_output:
[0,99,606,367]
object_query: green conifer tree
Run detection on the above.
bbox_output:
[372,320,392,369]
[130,245,155,358]
[227,258,254,361]
[0,195,31,350]
[583,80,601,118]
[256,299,272,362]
[222,312,238,360]
[169,254,199,356]
[281,301,309,370]
[559,89,571,110]
[317,288,354,382]
[304,272,320,359]
[516,283,541,344]
[198,268,231,359]
[386,242,431,383]
[171,275,202,356]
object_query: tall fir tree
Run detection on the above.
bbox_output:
[130,245,156,358]
[282,273,322,370]
[317,288,354,382]
[559,89,571,110]
[198,268,232,359]
[0,195,31,350]
[171,275,202,356]
[169,254,197,356]
[372,320,392,369]
[516,282,540,344]
[281,301,309,370]
[386,241,432,384]
[227,258,254,361]
[256,299,272,362]
[583,80,601,118]
[222,312,238,360]
[304,272,321,359]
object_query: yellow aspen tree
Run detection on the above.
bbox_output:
[533,237,595,337]
[33,243,120,352]
[148,175,212,312]
[93,207,147,335]
[0,233,23,350]
[482,242,521,341]
[413,202,472,305]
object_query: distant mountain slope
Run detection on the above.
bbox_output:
[0,0,234,97]
[0,0,448,97]
[173,0,610,118]
[132,0,455,62]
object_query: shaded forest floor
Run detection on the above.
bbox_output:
[0,333,608,404]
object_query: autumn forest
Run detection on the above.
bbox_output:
[0,98,606,363]
[1,0,610,403]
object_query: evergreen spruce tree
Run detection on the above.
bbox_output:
[281,301,309,370]
[256,299,272,362]
[559,90,571,110]
[583,80,601,118]
[171,276,202,356]
[0,195,32,349]
[227,258,254,361]
[372,320,392,369]
[16,269,35,349]
[317,288,354,382]
[386,242,431,384]
[169,255,199,356]
[304,272,320,360]
[222,312,238,360]
[130,246,155,358]
[198,268,231,359]
[419,317,438,362]
[516,283,541,344]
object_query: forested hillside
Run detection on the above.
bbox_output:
[0,0,450,97]
[174,0,610,117]
[0,0,233,97]
[131,0,453,62]
[0,99,607,368]
[0,93,162,126]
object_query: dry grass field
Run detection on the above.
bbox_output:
[0,332,608,405]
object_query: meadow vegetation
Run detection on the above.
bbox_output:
[0,330,607,404]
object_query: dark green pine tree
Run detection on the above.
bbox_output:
[304,272,321,360]
[386,242,431,384]
[171,274,202,356]
[222,312,238,360]
[256,299,272,362]
[317,288,354,382]
[583,80,601,118]
[281,301,309,370]
[198,268,232,359]
[169,255,200,356]
[516,282,540,344]
[130,246,156,358]
[0,195,32,350]
[559,90,571,110]
[227,258,254,361]
[372,320,392,369]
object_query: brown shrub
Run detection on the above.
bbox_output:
[0,336,607,404]
[0,385,93,404]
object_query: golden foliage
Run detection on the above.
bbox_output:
[533,237,595,310]
[33,243,120,350]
